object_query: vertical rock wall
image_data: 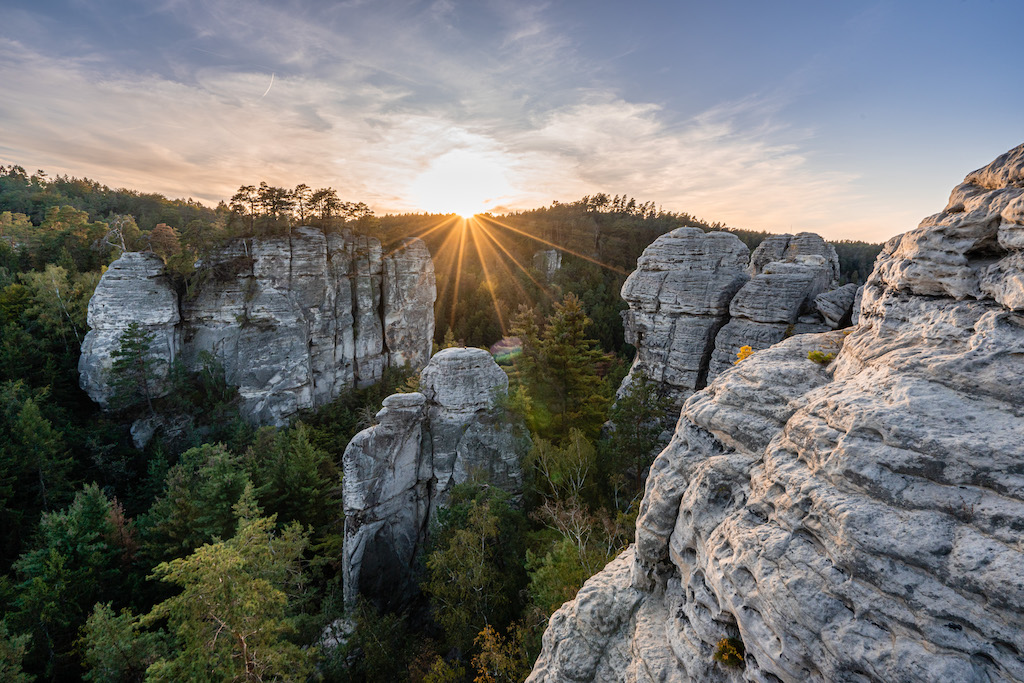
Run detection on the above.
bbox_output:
[620,229,853,406]
[342,347,529,607]
[79,227,436,424]
[78,252,181,408]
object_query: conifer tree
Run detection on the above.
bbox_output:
[108,322,164,414]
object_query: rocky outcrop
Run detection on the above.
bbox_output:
[78,252,180,407]
[343,347,529,608]
[530,146,1024,682]
[706,235,840,382]
[79,227,436,424]
[618,228,750,404]
[619,229,853,406]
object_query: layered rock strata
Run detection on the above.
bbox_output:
[342,347,529,608]
[619,228,750,403]
[619,229,852,406]
[529,146,1024,682]
[79,227,436,424]
[79,252,181,406]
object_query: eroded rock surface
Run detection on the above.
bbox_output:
[531,146,1024,682]
[619,229,854,407]
[80,228,436,424]
[343,347,529,607]
[619,228,750,404]
[78,252,181,407]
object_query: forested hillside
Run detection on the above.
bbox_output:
[0,163,882,681]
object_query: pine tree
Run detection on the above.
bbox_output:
[143,487,313,682]
[108,322,164,414]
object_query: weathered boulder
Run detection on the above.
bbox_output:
[343,347,529,608]
[618,228,750,405]
[78,252,180,408]
[530,145,1024,682]
[80,228,436,425]
[706,237,839,382]
[618,228,856,409]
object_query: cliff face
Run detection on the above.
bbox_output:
[619,229,850,406]
[79,227,436,424]
[530,146,1024,683]
[342,347,529,607]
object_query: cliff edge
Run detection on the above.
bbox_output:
[529,146,1024,682]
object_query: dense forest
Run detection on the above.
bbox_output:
[0,164,883,681]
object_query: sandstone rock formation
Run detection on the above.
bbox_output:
[619,229,852,406]
[705,235,840,382]
[343,347,529,607]
[78,252,180,407]
[619,228,750,404]
[79,228,436,424]
[530,146,1024,682]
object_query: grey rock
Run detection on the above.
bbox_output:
[383,238,437,369]
[814,282,860,328]
[618,228,750,405]
[79,252,180,408]
[531,145,1024,683]
[707,239,839,383]
[80,228,436,425]
[343,348,529,607]
[748,232,840,282]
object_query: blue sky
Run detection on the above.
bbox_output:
[1,0,1022,241]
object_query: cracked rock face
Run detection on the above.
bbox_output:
[530,145,1024,682]
[79,228,436,425]
[78,252,181,408]
[618,228,750,405]
[343,347,529,608]
[619,229,852,408]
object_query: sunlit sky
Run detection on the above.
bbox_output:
[1,0,1022,242]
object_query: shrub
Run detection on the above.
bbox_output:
[733,346,754,364]
[713,637,745,667]
[807,350,836,365]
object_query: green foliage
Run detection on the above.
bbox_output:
[80,603,168,682]
[527,429,596,503]
[511,293,609,441]
[0,382,74,567]
[807,350,837,365]
[141,443,250,561]
[605,371,672,494]
[713,636,745,668]
[10,484,137,679]
[143,488,314,682]
[472,623,534,683]
[320,597,415,683]
[526,498,632,617]
[0,619,34,683]
[424,485,527,653]
[109,322,165,414]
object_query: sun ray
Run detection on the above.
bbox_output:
[474,220,554,302]
[450,218,469,332]
[478,215,629,275]
[468,217,507,336]
[381,215,459,259]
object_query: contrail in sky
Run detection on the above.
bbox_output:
[261,72,275,98]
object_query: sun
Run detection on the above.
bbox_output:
[408,149,513,217]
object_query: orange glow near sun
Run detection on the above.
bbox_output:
[408,149,513,217]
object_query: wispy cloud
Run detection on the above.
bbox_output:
[0,1,886,239]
